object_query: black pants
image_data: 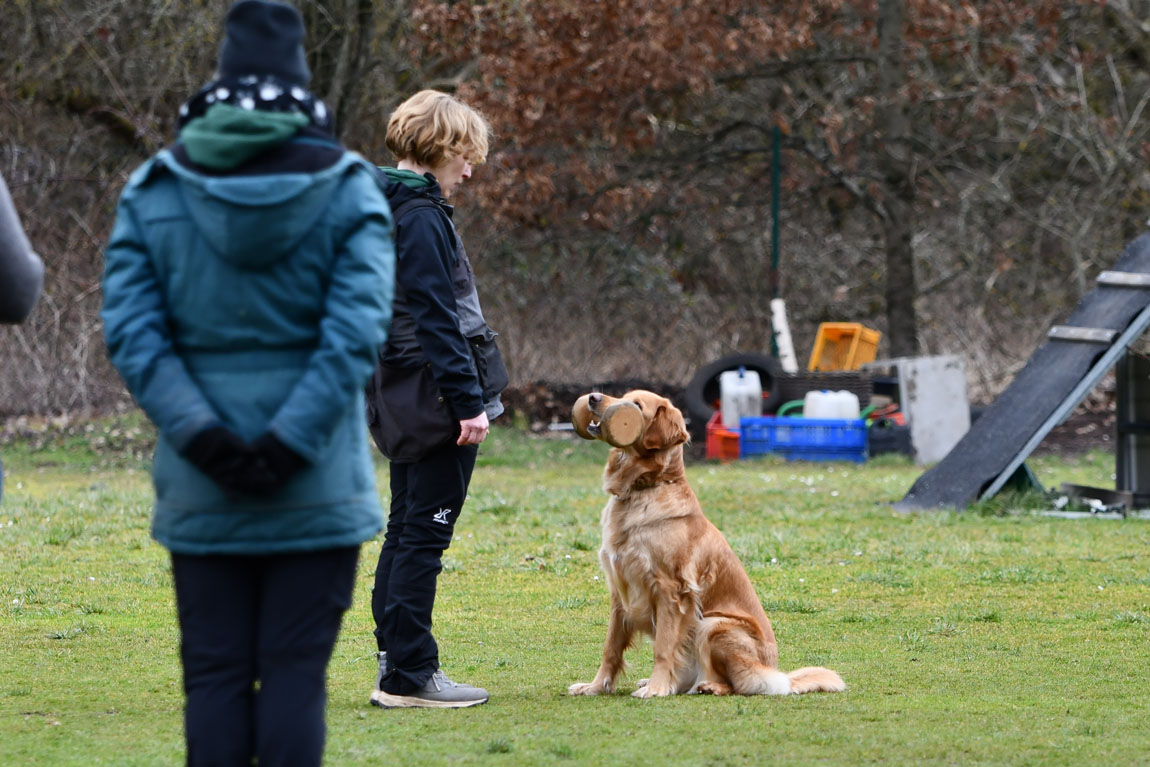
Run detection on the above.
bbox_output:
[371,441,477,694]
[171,547,359,767]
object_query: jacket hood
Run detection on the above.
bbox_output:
[145,148,357,269]
[180,103,310,170]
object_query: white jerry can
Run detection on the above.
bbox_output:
[719,367,762,430]
[803,389,861,420]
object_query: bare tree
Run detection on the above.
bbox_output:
[876,0,919,357]
[301,0,378,137]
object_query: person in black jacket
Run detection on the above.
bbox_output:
[0,171,44,504]
[366,90,507,709]
[0,173,43,325]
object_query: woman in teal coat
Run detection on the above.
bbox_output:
[100,3,394,765]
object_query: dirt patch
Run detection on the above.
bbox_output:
[1033,410,1116,457]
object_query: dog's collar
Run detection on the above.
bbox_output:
[622,476,681,494]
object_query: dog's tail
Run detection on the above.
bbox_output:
[740,666,845,695]
[786,666,845,694]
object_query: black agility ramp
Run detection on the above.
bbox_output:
[898,233,1150,511]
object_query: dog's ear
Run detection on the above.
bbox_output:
[642,403,690,451]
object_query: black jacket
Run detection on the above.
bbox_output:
[378,174,484,421]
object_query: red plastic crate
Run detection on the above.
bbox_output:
[705,410,740,462]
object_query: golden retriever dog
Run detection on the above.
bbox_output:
[568,390,844,698]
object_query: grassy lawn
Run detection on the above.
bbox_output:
[2,415,1148,766]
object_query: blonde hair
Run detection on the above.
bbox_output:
[386,90,491,168]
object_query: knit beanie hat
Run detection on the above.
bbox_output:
[216,0,311,87]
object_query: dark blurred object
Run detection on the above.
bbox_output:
[775,371,873,409]
[868,423,912,457]
[0,173,44,325]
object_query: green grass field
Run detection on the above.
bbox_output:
[2,415,1148,766]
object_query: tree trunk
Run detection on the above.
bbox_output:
[303,0,379,138]
[876,0,918,358]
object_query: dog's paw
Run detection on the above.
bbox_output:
[695,681,732,696]
[631,682,674,699]
[568,680,609,696]
[634,678,649,689]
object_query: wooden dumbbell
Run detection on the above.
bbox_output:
[571,394,596,440]
[600,401,643,447]
[571,395,644,448]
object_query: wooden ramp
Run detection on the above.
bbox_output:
[898,234,1150,511]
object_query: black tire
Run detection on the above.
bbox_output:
[683,353,784,437]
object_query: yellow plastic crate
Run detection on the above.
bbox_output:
[808,322,882,371]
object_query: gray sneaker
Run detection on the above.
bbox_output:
[374,651,475,691]
[374,651,388,692]
[370,669,489,709]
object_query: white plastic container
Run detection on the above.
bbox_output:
[803,389,860,420]
[720,367,762,430]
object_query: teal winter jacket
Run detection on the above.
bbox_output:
[101,148,395,554]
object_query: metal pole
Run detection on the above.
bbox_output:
[771,124,781,299]
[770,125,781,357]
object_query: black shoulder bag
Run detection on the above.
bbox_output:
[365,359,459,463]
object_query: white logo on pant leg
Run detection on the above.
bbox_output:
[432,508,452,525]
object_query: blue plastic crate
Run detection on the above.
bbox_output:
[739,416,867,462]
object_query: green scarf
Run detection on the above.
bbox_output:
[379,166,434,190]
[180,104,310,170]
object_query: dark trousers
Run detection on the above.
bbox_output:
[171,547,359,767]
[371,441,477,694]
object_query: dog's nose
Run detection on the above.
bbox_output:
[589,393,602,407]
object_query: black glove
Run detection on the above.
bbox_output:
[230,432,309,496]
[182,426,253,493]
